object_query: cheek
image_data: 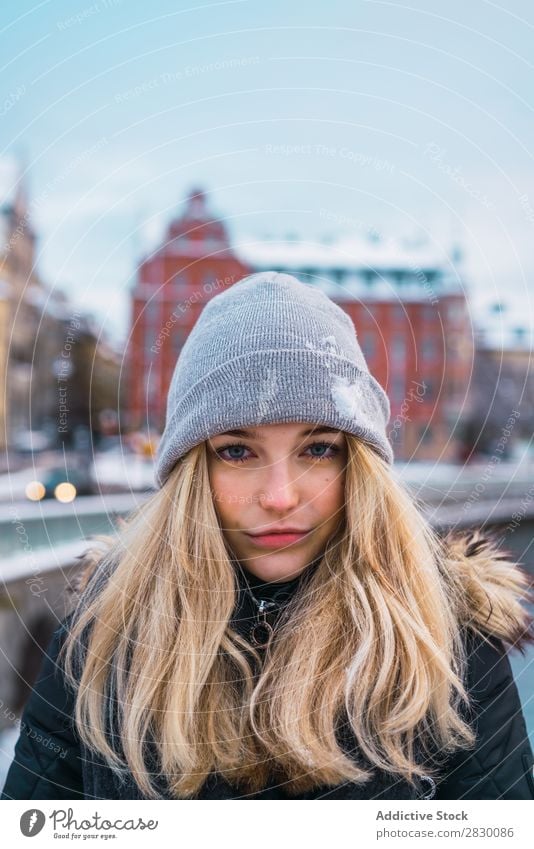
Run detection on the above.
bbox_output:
[208,468,227,517]
[209,468,250,521]
[320,479,346,532]
[320,468,346,510]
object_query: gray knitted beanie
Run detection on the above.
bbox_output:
[155,271,393,486]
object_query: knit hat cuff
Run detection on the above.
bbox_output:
[156,347,393,486]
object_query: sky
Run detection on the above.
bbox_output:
[2,0,534,346]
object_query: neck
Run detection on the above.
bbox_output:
[229,556,322,649]
[233,556,322,602]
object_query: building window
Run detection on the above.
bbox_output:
[172,329,187,352]
[171,274,189,297]
[390,375,405,404]
[144,330,158,355]
[144,366,159,411]
[144,299,160,324]
[392,334,405,358]
[420,379,434,399]
[422,337,437,359]
[419,424,433,444]
[361,331,375,359]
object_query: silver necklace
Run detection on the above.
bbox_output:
[234,558,321,649]
[241,584,282,648]
[236,568,292,648]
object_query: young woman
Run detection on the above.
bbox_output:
[3,271,534,800]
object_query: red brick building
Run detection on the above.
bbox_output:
[127,188,472,461]
[127,188,251,430]
[235,240,472,461]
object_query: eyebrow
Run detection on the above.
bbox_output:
[213,426,342,441]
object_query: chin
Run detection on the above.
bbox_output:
[242,553,311,583]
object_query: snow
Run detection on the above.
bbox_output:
[234,236,463,304]
[235,234,448,270]
[330,375,376,428]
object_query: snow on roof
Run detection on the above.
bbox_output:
[475,319,532,352]
[472,296,533,352]
[234,236,463,302]
[234,235,450,272]
[478,330,532,352]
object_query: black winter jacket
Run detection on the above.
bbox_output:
[2,530,534,801]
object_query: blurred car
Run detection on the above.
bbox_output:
[25,465,95,502]
[96,435,124,453]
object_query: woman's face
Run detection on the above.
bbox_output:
[206,423,347,582]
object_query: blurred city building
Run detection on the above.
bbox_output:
[0,156,122,457]
[128,186,473,461]
[0,155,43,452]
[127,187,251,430]
[236,237,472,461]
[462,303,534,460]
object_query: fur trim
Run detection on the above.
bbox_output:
[67,533,117,598]
[441,527,534,653]
[68,527,534,652]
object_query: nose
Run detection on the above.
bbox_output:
[257,459,300,512]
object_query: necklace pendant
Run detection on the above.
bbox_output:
[249,599,276,647]
[250,619,275,648]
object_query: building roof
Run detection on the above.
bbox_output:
[474,300,533,352]
[234,235,464,302]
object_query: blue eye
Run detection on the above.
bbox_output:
[215,441,341,464]
[309,442,339,459]
[220,443,249,463]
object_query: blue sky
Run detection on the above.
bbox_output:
[2,0,534,344]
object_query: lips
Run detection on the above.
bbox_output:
[247,527,310,536]
[245,530,311,549]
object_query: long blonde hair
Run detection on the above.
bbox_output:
[60,435,477,798]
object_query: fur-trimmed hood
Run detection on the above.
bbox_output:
[441,528,534,652]
[69,527,534,652]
